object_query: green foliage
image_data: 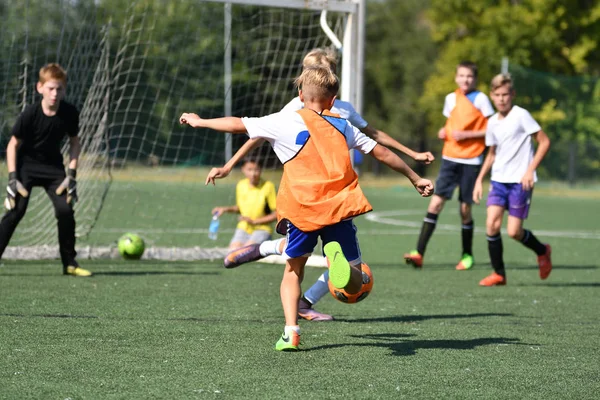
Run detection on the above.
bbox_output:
[418,0,600,179]
[363,0,436,172]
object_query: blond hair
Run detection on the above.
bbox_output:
[294,65,339,102]
[39,63,67,85]
[302,47,338,74]
[490,73,513,91]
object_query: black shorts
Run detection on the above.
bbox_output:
[435,159,481,204]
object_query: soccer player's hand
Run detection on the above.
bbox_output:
[211,207,226,217]
[452,130,469,141]
[239,216,255,225]
[55,168,78,207]
[205,166,232,186]
[437,127,446,140]
[473,180,483,204]
[179,113,203,128]
[414,152,435,165]
[414,179,434,197]
[5,172,29,211]
[521,170,535,191]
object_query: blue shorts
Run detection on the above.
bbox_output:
[283,220,362,263]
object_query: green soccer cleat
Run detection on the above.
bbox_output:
[275,331,300,351]
[455,254,474,271]
[324,241,351,289]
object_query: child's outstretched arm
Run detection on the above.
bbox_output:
[361,125,434,164]
[521,130,550,190]
[179,113,247,133]
[369,144,434,197]
[473,146,496,205]
[205,138,264,186]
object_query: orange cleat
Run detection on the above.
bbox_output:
[479,272,506,286]
[404,250,423,268]
[537,244,552,280]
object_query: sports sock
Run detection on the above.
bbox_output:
[416,212,438,255]
[303,271,329,305]
[487,233,505,276]
[259,238,284,257]
[520,229,547,256]
[298,295,312,310]
[461,220,474,256]
[284,325,300,336]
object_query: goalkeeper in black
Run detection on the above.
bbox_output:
[0,63,91,276]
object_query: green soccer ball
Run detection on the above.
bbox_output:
[118,233,145,260]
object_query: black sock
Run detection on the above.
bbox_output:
[416,212,438,255]
[521,229,547,256]
[462,220,474,256]
[487,234,505,276]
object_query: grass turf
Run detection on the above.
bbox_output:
[1,182,599,398]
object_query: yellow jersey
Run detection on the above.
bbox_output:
[236,178,277,234]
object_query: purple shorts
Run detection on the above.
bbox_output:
[487,181,533,219]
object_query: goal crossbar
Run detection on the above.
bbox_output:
[205,0,359,13]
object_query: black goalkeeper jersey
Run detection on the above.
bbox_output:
[11,100,79,169]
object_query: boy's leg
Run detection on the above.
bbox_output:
[456,163,480,270]
[480,205,506,286]
[505,185,552,279]
[275,222,317,351]
[322,220,363,294]
[405,159,457,268]
[44,177,90,277]
[275,256,307,351]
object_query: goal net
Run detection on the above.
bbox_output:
[0,0,364,260]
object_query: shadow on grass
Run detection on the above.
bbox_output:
[307,334,530,356]
[0,313,98,319]
[511,264,599,270]
[92,271,221,276]
[514,282,600,287]
[334,312,513,324]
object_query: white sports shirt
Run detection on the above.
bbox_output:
[485,105,542,183]
[282,97,369,130]
[241,111,377,164]
[442,90,495,165]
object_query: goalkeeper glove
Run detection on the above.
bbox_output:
[5,171,29,211]
[56,168,78,206]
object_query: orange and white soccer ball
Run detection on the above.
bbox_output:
[328,263,374,304]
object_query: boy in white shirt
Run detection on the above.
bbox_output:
[473,74,552,286]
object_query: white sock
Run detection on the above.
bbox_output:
[284,325,300,336]
[304,271,329,305]
[259,238,284,257]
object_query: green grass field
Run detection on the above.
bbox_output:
[1,178,599,399]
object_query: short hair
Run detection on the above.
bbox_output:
[39,63,67,85]
[302,47,338,74]
[294,66,339,102]
[241,158,261,168]
[456,61,478,78]
[490,73,513,91]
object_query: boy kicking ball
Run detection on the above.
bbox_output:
[473,73,552,286]
[181,66,433,350]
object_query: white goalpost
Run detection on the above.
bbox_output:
[0,0,365,261]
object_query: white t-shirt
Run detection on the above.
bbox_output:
[485,105,541,183]
[282,97,369,130]
[442,91,495,165]
[241,111,377,164]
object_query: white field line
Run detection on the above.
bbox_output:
[365,210,600,240]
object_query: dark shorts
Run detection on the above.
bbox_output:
[435,159,481,204]
[486,181,533,220]
[283,220,361,263]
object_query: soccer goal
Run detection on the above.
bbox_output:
[0,0,365,260]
